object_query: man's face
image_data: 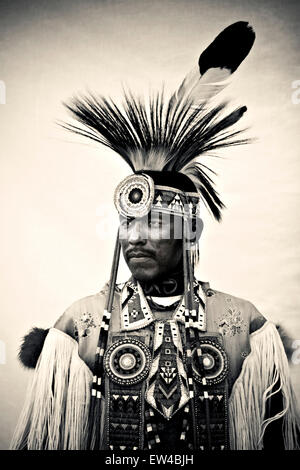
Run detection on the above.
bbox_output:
[119,211,183,282]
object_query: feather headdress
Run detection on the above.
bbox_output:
[62,21,255,221]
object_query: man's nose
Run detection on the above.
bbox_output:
[128,219,147,244]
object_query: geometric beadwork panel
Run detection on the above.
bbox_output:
[154,323,180,418]
[107,389,143,450]
[192,335,229,450]
[194,384,229,450]
[105,335,149,450]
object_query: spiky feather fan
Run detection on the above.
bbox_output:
[62,21,255,221]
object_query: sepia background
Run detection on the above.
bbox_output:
[1,0,300,449]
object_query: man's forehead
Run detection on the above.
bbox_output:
[119,211,182,222]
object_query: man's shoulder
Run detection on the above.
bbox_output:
[64,286,109,313]
[200,281,255,307]
[70,282,125,308]
[54,283,114,332]
[198,280,267,332]
[19,285,114,369]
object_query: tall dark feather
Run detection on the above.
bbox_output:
[199,21,255,75]
[173,21,255,106]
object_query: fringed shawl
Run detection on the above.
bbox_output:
[10,328,92,450]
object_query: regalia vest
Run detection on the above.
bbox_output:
[71,279,266,450]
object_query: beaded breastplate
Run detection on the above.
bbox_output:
[103,278,229,450]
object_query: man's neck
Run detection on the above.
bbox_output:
[139,269,184,297]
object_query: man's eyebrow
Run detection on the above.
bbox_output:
[120,215,135,223]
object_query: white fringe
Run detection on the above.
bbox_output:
[229,321,300,449]
[10,328,93,450]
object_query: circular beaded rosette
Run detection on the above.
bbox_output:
[114,174,155,218]
[104,338,152,385]
[191,339,229,385]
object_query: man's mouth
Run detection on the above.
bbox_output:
[127,251,154,261]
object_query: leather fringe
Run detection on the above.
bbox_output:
[10,328,92,450]
[229,321,300,449]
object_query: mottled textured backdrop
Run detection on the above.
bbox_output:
[0,0,299,449]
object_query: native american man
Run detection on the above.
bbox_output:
[11,21,300,450]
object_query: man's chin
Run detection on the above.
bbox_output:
[128,262,159,283]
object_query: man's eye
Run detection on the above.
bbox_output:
[121,218,134,227]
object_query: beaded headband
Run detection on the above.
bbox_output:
[114,173,201,220]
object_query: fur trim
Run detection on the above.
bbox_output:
[18,327,49,368]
